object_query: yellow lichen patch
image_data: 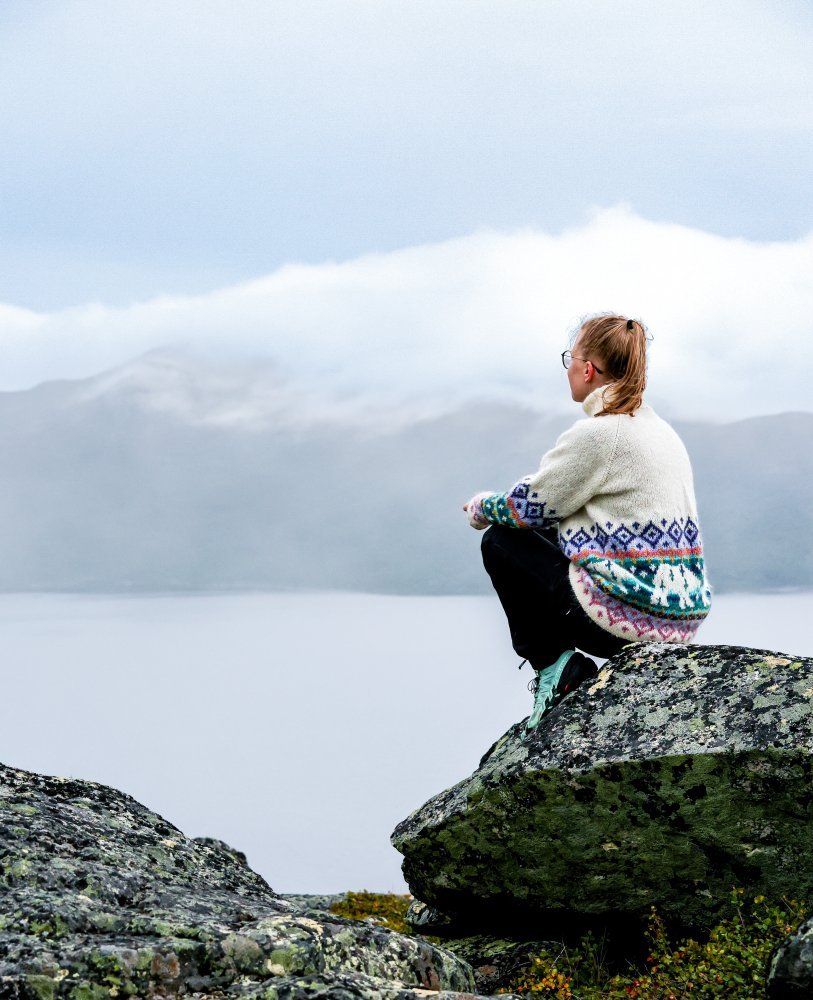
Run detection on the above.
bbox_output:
[291,916,324,932]
[761,655,791,668]
[587,668,613,693]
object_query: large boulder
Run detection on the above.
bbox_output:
[0,761,504,998]
[392,643,813,933]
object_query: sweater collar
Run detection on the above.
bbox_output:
[582,383,614,417]
[582,383,650,416]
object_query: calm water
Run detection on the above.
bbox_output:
[1,590,810,894]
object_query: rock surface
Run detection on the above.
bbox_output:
[0,761,505,998]
[767,915,813,999]
[439,936,565,996]
[392,643,813,933]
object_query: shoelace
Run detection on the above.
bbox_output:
[518,658,540,693]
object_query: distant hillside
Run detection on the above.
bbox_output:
[0,352,809,594]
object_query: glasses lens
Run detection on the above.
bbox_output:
[562,351,572,369]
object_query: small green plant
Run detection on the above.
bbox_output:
[330,891,412,934]
[499,950,575,997]
[497,889,807,999]
[609,889,807,999]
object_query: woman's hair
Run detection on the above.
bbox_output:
[575,313,651,416]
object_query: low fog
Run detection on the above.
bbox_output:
[0,351,810,595]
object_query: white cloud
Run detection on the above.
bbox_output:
[2,1,812,311]
[2,207,812,421]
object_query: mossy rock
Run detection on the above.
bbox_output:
[392,643,813,934]
[0,762,488,998]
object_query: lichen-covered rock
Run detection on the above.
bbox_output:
[767,915,813,999]
[406,900,454,935]
[280,894,349,913]
[0,762,493,999]
[392,643,813,932]
[193,836,251,869]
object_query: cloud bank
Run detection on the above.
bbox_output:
[2,207,811,421]
[2,1,812,309]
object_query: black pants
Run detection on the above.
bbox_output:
[481,524,630,668]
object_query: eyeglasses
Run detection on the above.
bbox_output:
[561,351,604,374]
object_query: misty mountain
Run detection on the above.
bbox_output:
[0,352,809,594]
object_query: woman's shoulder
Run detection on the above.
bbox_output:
[557,410,619,448]
[614,402,695,469]
[627,400,687,442]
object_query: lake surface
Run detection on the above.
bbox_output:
[2,590,811,894]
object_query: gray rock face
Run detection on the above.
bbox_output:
[0,762,499,999]
[767,916,813,999]
[392,643,813,933]
[192,836,250,869]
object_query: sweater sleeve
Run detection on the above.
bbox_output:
[475,417,618,529]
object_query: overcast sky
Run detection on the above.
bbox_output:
[1,0,812,416]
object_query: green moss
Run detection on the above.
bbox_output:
[221,931,264,971]
[23,976,57,1000]
[68,985,110,1000]
[403,749,813,929]
[266,946,300,975]
[134,949,157,972]
[8,803,38,816]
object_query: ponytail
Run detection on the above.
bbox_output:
[576,314,650,415]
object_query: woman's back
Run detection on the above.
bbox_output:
[580,396,699,524]
[560,387,711,641]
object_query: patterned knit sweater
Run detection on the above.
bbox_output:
[468,384,712,642]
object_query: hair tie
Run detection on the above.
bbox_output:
[626,319,634,331]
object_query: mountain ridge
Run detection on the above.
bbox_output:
[1,351,809,594]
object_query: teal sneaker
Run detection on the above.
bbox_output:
[525,651,598,731]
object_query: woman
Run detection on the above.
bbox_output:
[464,314,712,730]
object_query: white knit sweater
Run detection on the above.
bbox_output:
[468,385,712,642]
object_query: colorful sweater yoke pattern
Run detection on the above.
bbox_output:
[561,516,709,620]
[574,569,704,642]
[564,516,711,642]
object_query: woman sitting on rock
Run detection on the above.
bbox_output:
[464,313,712,731]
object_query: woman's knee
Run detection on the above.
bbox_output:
[480,524,513,563]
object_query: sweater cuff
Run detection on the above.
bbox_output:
[467,492,493,530]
